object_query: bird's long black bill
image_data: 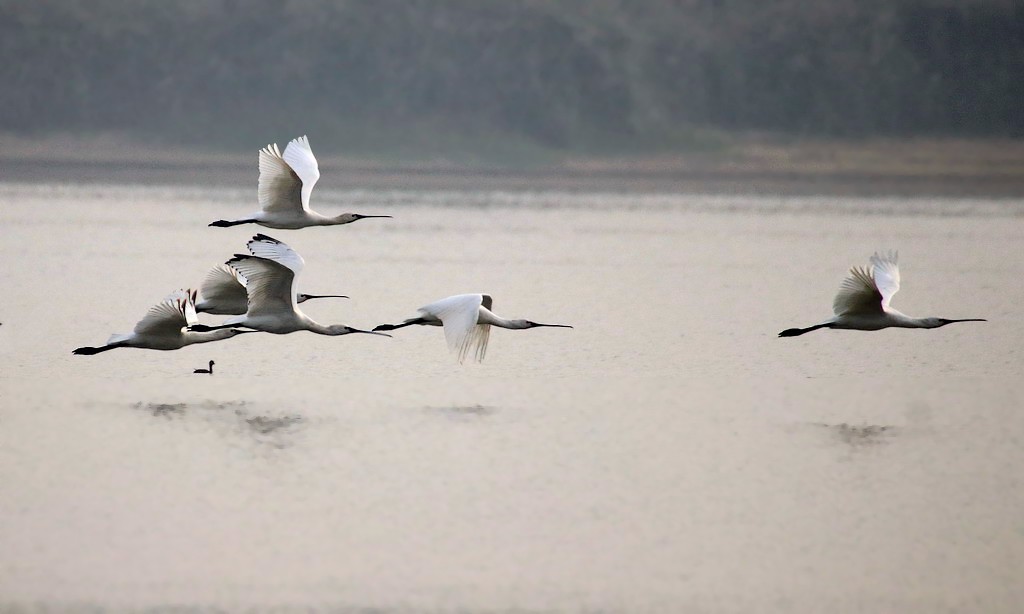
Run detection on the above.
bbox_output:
[354,215,393,220]
[304,295,349,300]
[534,323,574,329]
[942,318,987,325]
[350,328,392,337]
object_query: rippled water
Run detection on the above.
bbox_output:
[1,183,1022,612]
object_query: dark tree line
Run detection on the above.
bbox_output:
[1,0,1022,155]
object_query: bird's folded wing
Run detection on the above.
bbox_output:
[281,135,321,212]
[870,251,901,309]
[258,142,304,214]
[227,256,296,317]
[832,266,883,316]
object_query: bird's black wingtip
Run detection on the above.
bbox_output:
[250,233,282,244]
[372,324,397,332]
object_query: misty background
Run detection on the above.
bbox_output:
[1,0,1022,170]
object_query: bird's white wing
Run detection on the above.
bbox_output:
[420,294,489,363]
[832,264,883,316]
[257,142,304,214]
[459,321,491,363]
[246,233,305,274]
[281,135,320,211]
[870,250,900,309]
[132,289,195,337]
[199,264,248,313]
[227,256,296,317]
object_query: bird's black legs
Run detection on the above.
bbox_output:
[209,219,257,228]
[372,318,428,332]
[72,344,120,355]
[778,323,832,337]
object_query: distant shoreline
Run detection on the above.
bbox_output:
[3,135,1024,197]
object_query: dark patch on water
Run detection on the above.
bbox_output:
[424,404,497,419]
[130,400,303,448]
[238,411,304,435]
[811,422,896,447]
[133,401,187,418]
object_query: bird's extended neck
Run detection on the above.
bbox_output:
[888,312,986,329]
[307,320,339,335]
[477,309,572,330]
[183,329,249,345]
[477,309,529,329]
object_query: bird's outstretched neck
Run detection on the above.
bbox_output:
[373,317,428,332]
[209,219,257,228]
[779,323,833,337]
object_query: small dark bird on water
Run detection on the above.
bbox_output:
[193,360,215,374]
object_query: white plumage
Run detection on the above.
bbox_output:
[189,234,388,339]
[209,135,391,229]
[73,290,252,354]
[780,251,985,337]
[374,293,572,363]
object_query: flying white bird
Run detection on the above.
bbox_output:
[73,290,253,355]
[779,251,986,337]
[373,293,572,363]
[195,263,348,315]
[208,135,391,229]
[189,234,388,338]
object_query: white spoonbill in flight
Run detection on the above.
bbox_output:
[195,262,348,315]
[209,135,391,229]
[779,251,986,337]
[189,234,388,338]
[73,290,253,355]
[373,293,572,363]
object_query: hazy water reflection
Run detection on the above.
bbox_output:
[0,182,1022,612]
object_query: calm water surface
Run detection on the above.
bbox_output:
[1,183,1022,612]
